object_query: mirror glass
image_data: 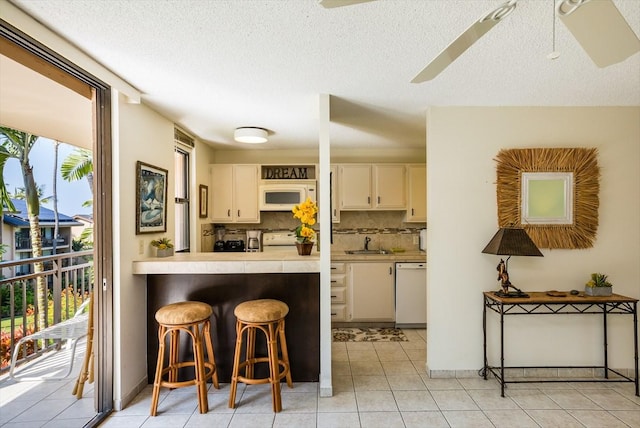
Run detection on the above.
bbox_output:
[521,172,573,225]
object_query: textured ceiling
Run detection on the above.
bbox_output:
[7,0,640,150]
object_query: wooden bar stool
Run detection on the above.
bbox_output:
[228,299,293,412]
[150,301,219,416]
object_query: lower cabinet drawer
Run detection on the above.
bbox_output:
[330,287,346,304]
[331,304,346,321]
[331,263,346,274]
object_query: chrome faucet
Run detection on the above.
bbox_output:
[364,236,371,251]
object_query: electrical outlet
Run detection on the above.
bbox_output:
[413,235,419,245]
[138,239,144,255]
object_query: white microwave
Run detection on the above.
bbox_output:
[259,182,316,211]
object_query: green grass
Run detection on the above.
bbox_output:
[1,315,32,333]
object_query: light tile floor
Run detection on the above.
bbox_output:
[2,329,639,427]
[0,337,96,428]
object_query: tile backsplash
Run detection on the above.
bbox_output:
[201,211,425,252]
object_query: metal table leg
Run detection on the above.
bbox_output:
[500,301,505,397]
[634,302,639,397]
[483,296,488,380]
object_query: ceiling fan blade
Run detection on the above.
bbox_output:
[411,0,517,83]
[319,0,375,8]
[558,0,640,68]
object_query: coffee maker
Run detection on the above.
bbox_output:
[246,230,262,252]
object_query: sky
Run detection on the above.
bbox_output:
[3,137,93,217]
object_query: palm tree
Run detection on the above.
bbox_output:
[0,126,47,330]
[52,141,60,254]
[61,147,93,246]
[0,153,13,212]
[11,184,51,204]
[61,147,93,196]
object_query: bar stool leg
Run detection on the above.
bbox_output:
[228,320,244,408]
[168,329,179,384]
[246,325,256,379]
[191,324,208,414]
[278,318,293,388]
[267,322,282,412]
[150,325,167,416]
[202,319,219,389]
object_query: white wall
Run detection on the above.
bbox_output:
[191,138,215,252]
[426,107,640,374]
[112,93,175,408]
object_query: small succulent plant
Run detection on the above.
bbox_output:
[585,273,612,288]
[150,237,173,249]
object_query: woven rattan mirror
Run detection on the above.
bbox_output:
[495,148,599,249]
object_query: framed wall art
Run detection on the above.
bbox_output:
[136,161,168,234]
[495,147,599,249]
[199,184,208,218]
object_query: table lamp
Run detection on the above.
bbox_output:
[481,227,543,298]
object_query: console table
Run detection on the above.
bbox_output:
[482,291,638,397]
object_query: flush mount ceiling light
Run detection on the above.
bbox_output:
[234,127,268,144]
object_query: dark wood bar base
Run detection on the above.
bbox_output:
[147,273,320,383]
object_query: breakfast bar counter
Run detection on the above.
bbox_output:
[134,253,320,383]
[132,251,320,274]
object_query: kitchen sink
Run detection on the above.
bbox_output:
[344,249,390,255]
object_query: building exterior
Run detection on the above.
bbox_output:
[1,199,83,274]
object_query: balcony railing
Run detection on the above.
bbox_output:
[15,237,69,250]
[0,250,93,373]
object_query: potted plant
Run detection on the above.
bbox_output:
[151,237,174,257]
[584,273,612,296]
[292,197,317,256]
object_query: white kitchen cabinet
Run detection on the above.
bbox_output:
[374,164,406,209]
[330,262,348,322]
[210,164,260,223]
[339,164,372,210]
[349,262,395,322]
[406,164,426,222]
[330,165,340,223]
[338,164,407,211]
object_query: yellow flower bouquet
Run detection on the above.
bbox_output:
[292,197,317,244]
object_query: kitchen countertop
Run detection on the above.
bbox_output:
[132,249,425,275]
[133,250,320,274]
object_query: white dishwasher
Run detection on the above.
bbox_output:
[395,262,426,328]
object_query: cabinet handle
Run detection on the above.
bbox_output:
[227,209,231,217]
[378,196,381,204]
[331,267,337,270]
[389,267,392,275]
[331,313,337,316]
[331,295,337,298]
[237,210,240,217]
[333,209,336,216]
[331,280,337,283]
[367,196,370,204]
[412,208,415,215]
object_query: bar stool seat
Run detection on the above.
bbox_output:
[150,301,219,416]
[228,299,293,412]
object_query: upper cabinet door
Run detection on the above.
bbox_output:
[339,164,372,210]
[374,164,406,209]
[210,164,233,222]
[233,164,260,223]
[210,164,260,223]
[406,164,426,222]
